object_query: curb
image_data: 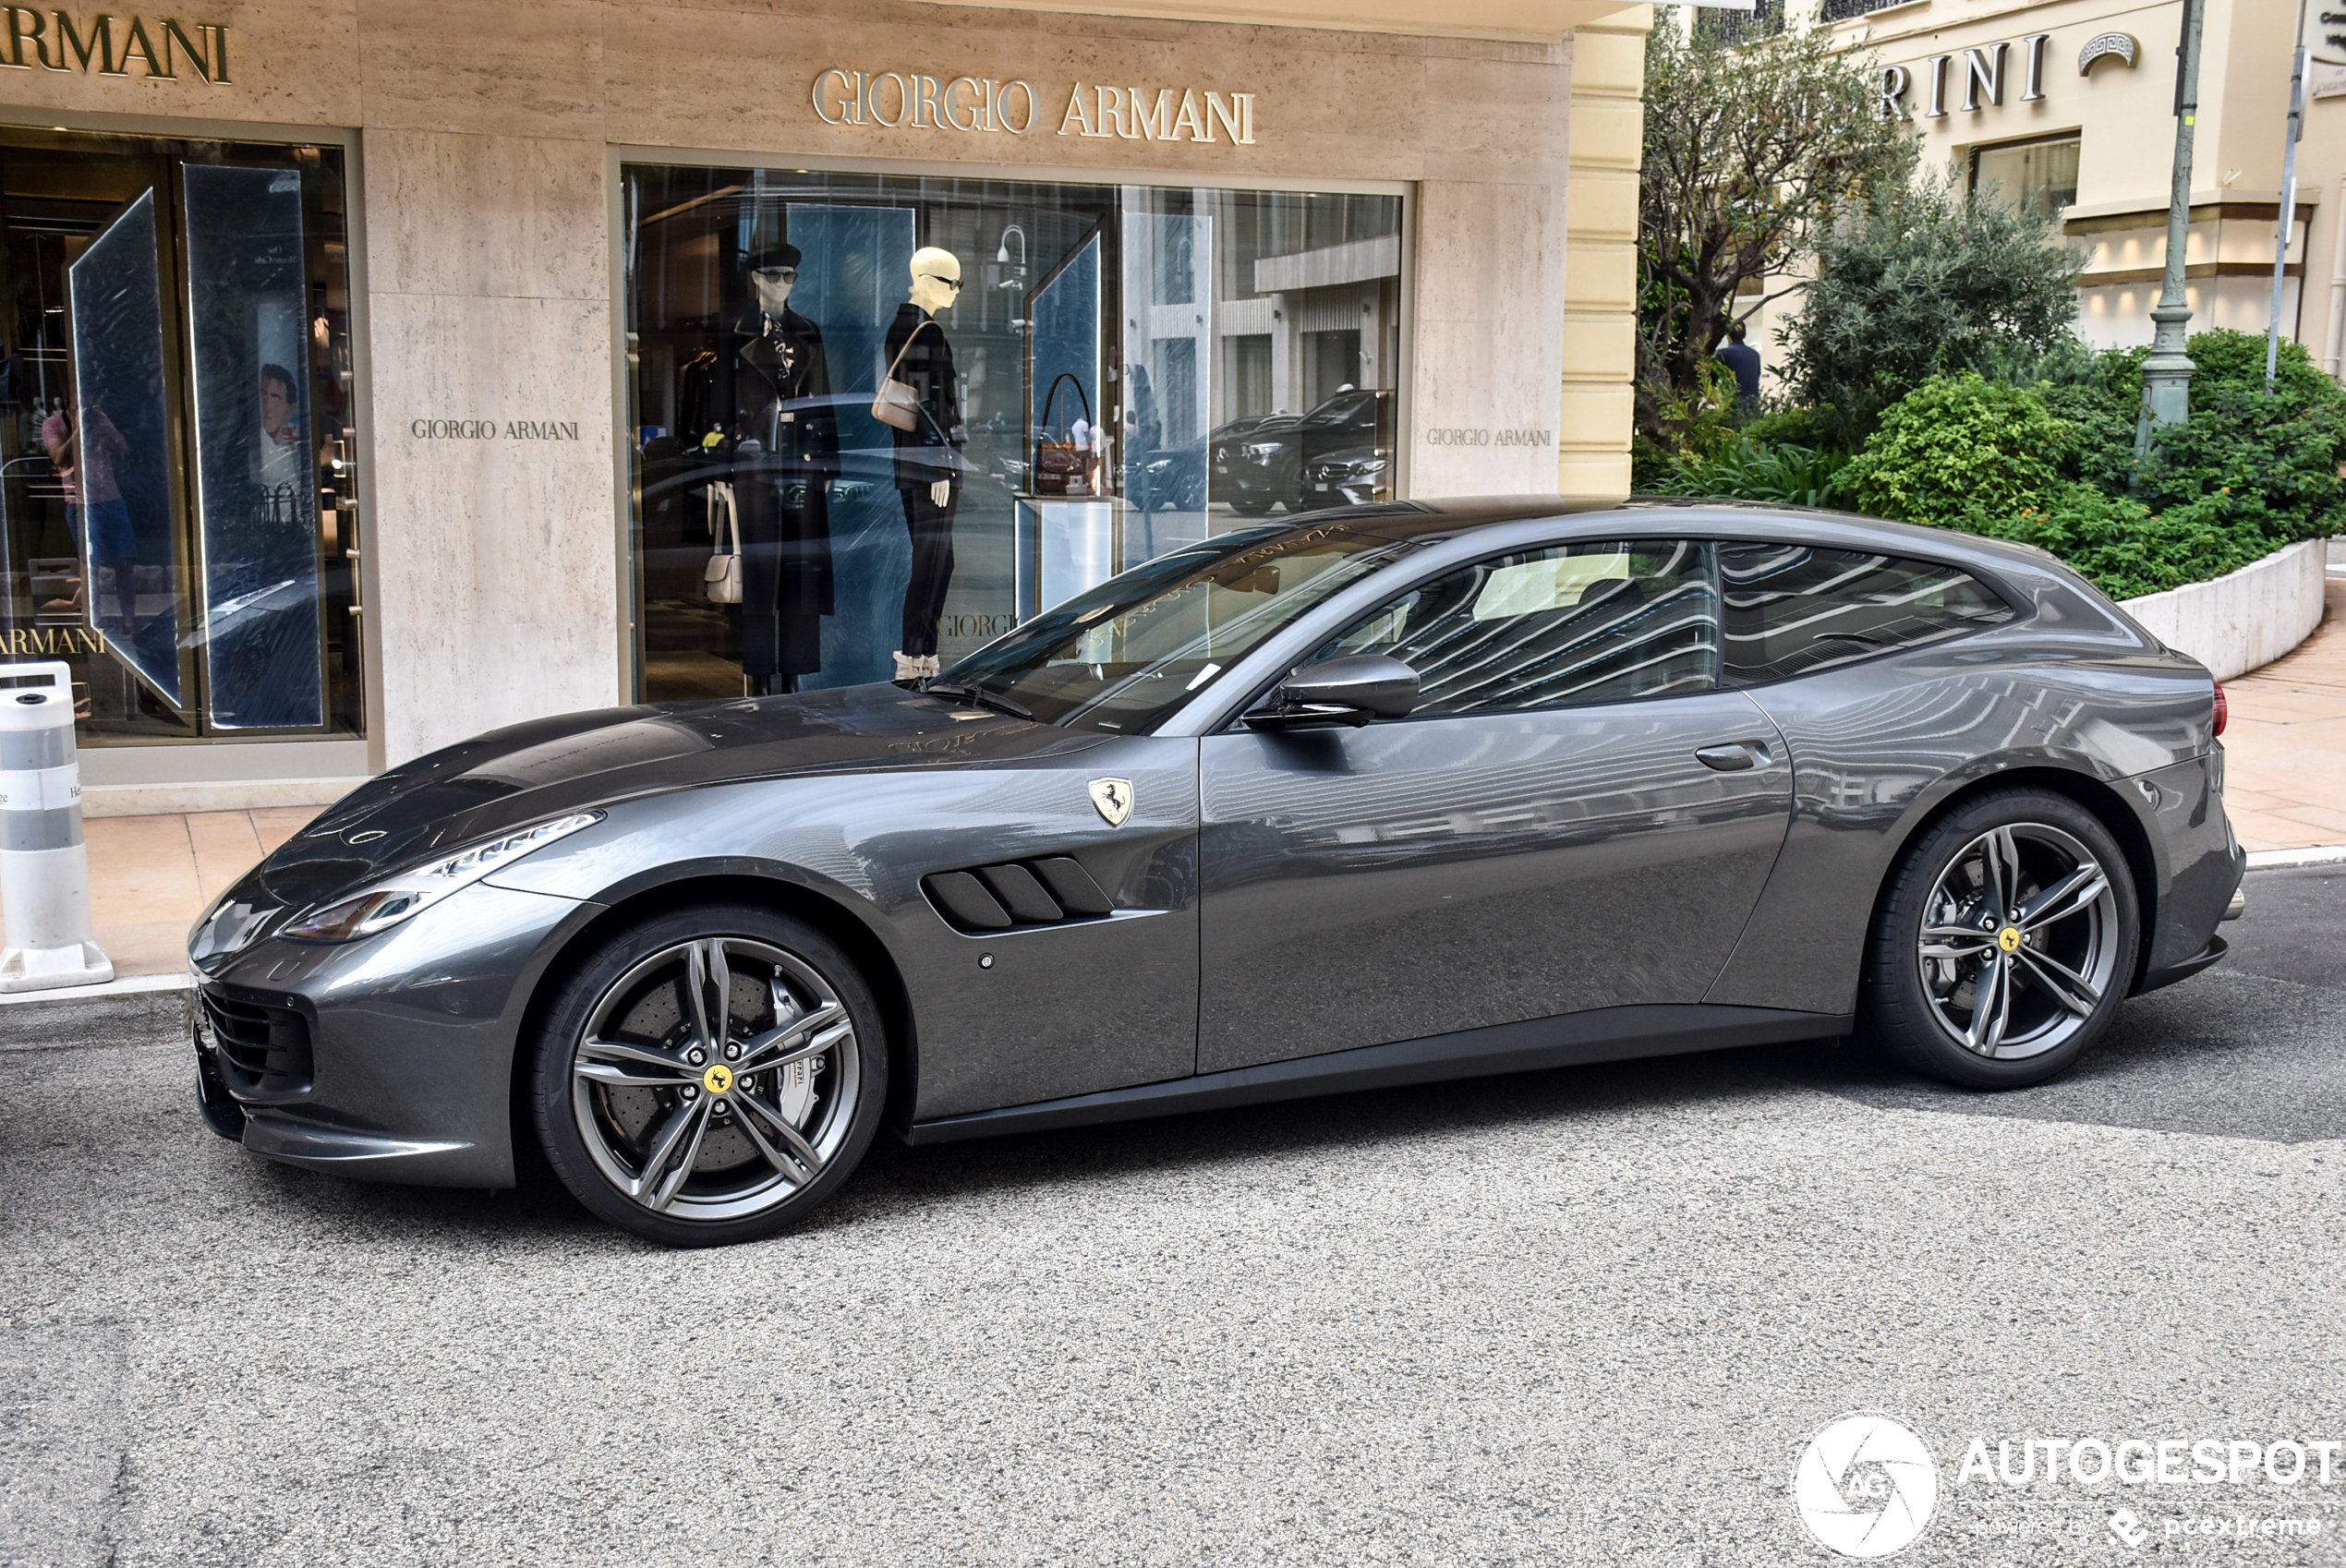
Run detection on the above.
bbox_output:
[2244,845,2346,870]
[0,971,189,1052]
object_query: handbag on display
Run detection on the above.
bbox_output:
[872,320,934,432]
[703,481,743,604]
[1033,372,1094,497]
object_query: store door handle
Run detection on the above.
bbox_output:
[1695,741,1770,772]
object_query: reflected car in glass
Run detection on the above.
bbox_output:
[189,499,2243,1245]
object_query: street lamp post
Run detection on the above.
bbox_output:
[2264,0,2312,391]
[2137,0,2207,457]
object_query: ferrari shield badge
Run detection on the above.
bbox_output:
[1088,778,1135,826]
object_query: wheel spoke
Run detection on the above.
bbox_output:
[1965,954,2013,1055]
[2018,864,2108,932]
[1980,827,2021,923]
[704,939,732,1051]
[731,1092,812,1185]
[2016,946,2102,1018]
[735,1003,848,1069]
[576,1061,690,1089]
[683,940,722,1056]
[577,1037,693,1084]
[738,1089,824,1176]
[647,1102,712,1212]
[1921,923,1992,959]
[631,1094,706,1204]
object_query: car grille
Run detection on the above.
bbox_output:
[923,856,1116,933]
[198,986,314,1101]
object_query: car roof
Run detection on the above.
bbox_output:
[1283,495,2074,586]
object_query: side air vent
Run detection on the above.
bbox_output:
[923,856,1117,933]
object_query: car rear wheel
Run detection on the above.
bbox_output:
[527,904,885,1246]
[1861,790,2138,1089]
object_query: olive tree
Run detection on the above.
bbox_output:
[1636,17,1914,446]
[1784,167,2086,440]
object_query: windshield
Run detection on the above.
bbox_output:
[937,524,1418,732]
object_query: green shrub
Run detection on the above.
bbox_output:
[1844,373,2070,527]
[1660,436,1855,508]
[1953,483,2271,602]
[1845,332,2346,600]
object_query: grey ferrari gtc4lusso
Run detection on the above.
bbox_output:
[189,500,2243,1245]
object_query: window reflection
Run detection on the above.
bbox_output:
[622,166,1404,702]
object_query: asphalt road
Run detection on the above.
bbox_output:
[5,868,2343,1566]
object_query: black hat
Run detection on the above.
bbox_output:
[744,240,802,272]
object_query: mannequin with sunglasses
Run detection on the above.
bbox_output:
[883,246,966,681]
[682,240,839,693]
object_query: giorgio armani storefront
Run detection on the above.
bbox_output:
[0,0,1647,801]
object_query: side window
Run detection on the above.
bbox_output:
[1719,543,2014,686]
[1316,538,1717,718]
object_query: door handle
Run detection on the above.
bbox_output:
[1695,741,1771,772]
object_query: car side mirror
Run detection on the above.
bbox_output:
[1245,654,1420,731]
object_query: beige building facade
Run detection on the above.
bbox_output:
[0,0,1652,803]
[1731,0,2343,385]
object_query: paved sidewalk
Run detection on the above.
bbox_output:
[77,808,314,978]
[2212,576,2346,851]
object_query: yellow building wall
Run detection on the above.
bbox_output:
[1561,6,1651,500]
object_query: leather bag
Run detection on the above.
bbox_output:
[872,320,934,432]
[1033,373,1094,497]
[703,481,743,604]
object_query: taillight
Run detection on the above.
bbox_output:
[2213,682,2228,737]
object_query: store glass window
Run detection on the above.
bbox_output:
[621,165,1403,699]
[0,127,362,743]
[1971,136,2081,219]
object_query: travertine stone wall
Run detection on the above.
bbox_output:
[0,0,1632,767]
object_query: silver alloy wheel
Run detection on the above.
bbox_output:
[1916,823,2121,1061]
[568,935,861,1221]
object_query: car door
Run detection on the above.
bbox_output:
[1198,536,1793,1073]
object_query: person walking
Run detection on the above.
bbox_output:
[1718,319,1762,408]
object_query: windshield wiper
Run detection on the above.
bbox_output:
[921,681,1034,722]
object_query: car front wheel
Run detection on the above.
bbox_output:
[527,905,885,1246]
[1861,790,2138,1089]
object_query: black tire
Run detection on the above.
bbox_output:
[1860,790,2139,1090]
[527,903,886,1246]
[1228,499,1274,516]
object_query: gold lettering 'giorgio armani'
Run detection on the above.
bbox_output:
[0,10,227,79]
[813,68,1256,145]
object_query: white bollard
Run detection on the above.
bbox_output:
[0,659,111,992]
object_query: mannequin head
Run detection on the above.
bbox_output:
[909,247,962,315]
[745,241,802,318]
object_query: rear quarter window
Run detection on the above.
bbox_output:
[1719,542,2013,686]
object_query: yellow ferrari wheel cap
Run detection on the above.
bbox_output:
[703,1063,734,1094]
[1996,926,2022,953]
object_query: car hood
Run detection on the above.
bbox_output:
[250,683,1111,913]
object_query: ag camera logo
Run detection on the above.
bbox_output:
[1792,1413,1941,1559]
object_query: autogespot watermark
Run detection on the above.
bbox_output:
[1790,1417,2337,1559]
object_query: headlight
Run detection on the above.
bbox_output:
[281,812,604,943]
[1242,441,1282,462]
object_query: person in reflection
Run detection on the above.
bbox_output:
[885,246,966,683]
[41,396,135,633]
[257,364,308,504]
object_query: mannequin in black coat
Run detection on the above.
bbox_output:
[682,242,839,692]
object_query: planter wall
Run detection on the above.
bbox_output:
[2115,537,2328,681]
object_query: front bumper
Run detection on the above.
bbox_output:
[189,879,596,1188]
